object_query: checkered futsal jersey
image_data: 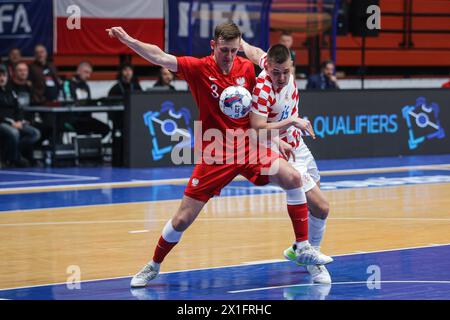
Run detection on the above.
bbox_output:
[251,54,303,149]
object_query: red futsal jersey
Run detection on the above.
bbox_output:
[176,55,279,202]
[176,55,256,159]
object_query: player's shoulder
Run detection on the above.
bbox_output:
[253,71,273,96]
[255,70,272,87]
[177,55,208,67]
[235,56,254,69]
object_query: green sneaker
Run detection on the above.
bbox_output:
[283,244,333,266]
[283,245,303,266]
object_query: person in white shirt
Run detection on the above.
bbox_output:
[242,40,332,284]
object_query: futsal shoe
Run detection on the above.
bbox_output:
[130,262,160,288]
[306,265,332,284]
[283,245,332,284]
[284,244,333,266]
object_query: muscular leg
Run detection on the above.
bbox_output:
[131,195,206,287]
[152,195,206,263]
[306,181,329,249]
[269,158,309,244]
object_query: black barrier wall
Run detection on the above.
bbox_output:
[125,90,449,167]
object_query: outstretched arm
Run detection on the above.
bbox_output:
[106,27,178,72]
[240,39,266,66]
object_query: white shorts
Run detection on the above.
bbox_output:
[288,142,320,193]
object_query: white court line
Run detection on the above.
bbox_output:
[1,216,450,227]
[228,280,450,294]
[0,170,100,179]
[0,178,187,193]
[128,230,149,234]
[0,170,99,186]
[2,180,450,214]
[0,178,99,186]
[1,163,449,193]
[0,243,448,292]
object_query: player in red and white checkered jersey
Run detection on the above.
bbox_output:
[242,41,333,284]
[107,23,332,288]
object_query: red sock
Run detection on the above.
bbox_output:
[152,236,178,263]
[287,204,309,242]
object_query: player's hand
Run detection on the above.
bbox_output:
[278,140,295,161]
[293,118,315,139]
[328,74,338,83]
[12,121,23,130]
[106,27,133,44]
[239,39,247,52]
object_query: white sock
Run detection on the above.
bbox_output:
[308,212,327,249]
[285,187,307,205]
[295,240,309,249]
[162,219,183,243]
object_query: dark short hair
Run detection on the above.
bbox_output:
[214,22,241,42]
[8,47,21,55]
[321,60,335,70]
[267,44,291,65]
[280,31,292,37]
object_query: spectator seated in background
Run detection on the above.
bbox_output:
[0,64,40,167]
[108,63,142,98]
[67,61,93,102]
[306,60,340,90]
[279,31,296,76]
[11,62,33,108]
[29,44,62,105]
[64,62,110,138]
[152,67,175,90]
[4,48,22,79]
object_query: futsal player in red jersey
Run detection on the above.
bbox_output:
[107,22,332,288]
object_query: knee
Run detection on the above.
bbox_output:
[172,208,195,231]
[9,128,20,143]
[312,200,330,219]
[171,216,190,232]
[282,170,302,189]
[32,128,41,143]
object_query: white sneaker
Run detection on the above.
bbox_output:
[130,262,160,288]
[284,243,333,266]
[306,264,332,284]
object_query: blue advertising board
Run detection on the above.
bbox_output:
[0,0,53,56]
[167,0,271,56]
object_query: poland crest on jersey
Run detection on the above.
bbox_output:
[235,77,246,86]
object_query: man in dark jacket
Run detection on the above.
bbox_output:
[28,44,61,104]
[306,60,340,90]
[108,63,142,98]
[10,62,33,107]
[0,64,40,167]
[67,62,110,137]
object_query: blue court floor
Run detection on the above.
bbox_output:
[0,244,449,300]
[0,154,449,300]
[1,154,450,212]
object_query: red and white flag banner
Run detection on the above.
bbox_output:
[55,0,164,54]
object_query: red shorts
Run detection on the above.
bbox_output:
[184,147,281,202]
